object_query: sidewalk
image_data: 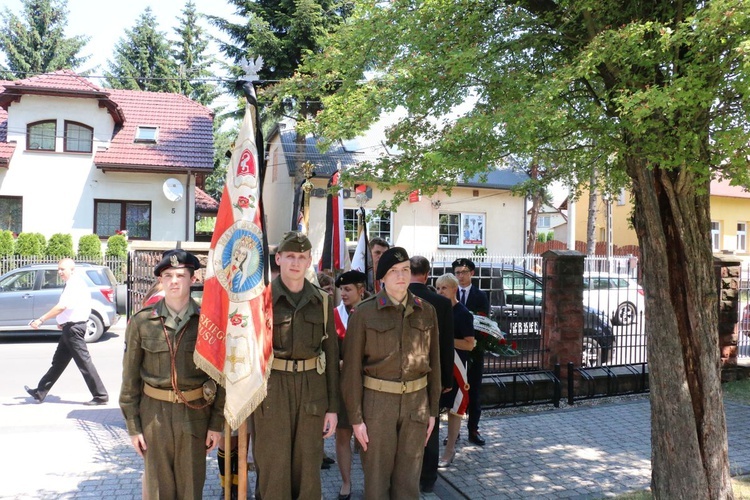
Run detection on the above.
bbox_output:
[3,393,750,499]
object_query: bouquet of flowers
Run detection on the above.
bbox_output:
[472,313,521,357]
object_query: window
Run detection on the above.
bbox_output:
[617,188,627,206]
[538,216,551,228]
[0,196,22,234]
[94,200,151,239]
[135,126,158,143]
[342,208,392,243]
[26,120,56,151]
[738,222,747,252]
[439,212,485,247]
[64,121,93,153]
[711,221,721,251]
[0,269,36,291]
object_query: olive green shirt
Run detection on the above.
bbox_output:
[271,276,340,413]
[341,288,441,425]
[119,298,226,435]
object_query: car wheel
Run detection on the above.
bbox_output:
[84,314,104,343]
[582,338,602,367]
[613,302,637,325]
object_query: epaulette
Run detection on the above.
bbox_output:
[413,296,423,307]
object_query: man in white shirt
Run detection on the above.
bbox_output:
[25,258,108,405]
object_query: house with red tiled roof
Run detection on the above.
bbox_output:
[0,69,216,244]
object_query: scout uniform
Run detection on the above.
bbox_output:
[342,248,441,500]
[119,250,225,499]
[252,232,340,500]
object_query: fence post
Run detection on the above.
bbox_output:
[714,255,741,380]
[541,249,585,399]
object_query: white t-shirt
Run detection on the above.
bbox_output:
[57,272,92,324]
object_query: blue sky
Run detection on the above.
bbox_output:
[2,0,239,81]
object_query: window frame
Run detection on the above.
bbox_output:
[0,195,22,234]
[94,199,152,240]
[63,121,93,153]
[134,126,159,143]
[738,222,747,252]
[439,212,485,248]
[342,208,392,244]
[538,215,551,228]
[26,120,57,151]
[711,221,721,251]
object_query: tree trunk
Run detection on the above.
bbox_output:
[586,170,598,255]
[526,162,540,254]
[628,157,732,499]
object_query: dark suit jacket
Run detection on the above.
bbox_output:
[460,284,490,316]
[409,282,455,390]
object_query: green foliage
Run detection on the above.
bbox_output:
[77,234,102,258]
[105,234,128,258]
[0,229,14,256]
[472,245,487,256]
[46,233,74,257]
[0,0,89,78]
[103,7,178,92]
[172,1,219,106]
[15,233,44,256]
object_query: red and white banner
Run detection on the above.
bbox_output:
[196,82,273,430]
[319,170,347,272]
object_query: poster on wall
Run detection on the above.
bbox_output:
[461,213,484,246]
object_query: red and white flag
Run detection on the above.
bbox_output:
[195,82,273,430]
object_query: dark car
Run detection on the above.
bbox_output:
[430,261,615,367]
[0,263,126,342]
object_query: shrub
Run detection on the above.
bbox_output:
[0,230,14,256]
[46,233,75,257]
[106,234,128,258]
[15,233,44,256]
[77,234,103,258]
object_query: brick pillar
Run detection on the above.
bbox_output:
[541,250,585,382]
[714,255,741,378]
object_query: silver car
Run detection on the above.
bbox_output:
[0,263,125,342]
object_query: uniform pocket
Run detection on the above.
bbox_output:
[365,318,397,358]
[141,338,170,376]
[304,397,327,417]
[304,308,325,345]
[183,409,210,437]
[410,405,429,424]
[273,314,292,351]
[407,317,431,368]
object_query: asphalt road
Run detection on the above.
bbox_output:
[0,318,127,402]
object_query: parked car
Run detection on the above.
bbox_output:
[0,263,126,342]
[429,261,616,366]
[582,272,644,325]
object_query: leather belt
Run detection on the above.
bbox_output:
[143,384,203,403]
[363,375,428,394]
[272,357,318,373]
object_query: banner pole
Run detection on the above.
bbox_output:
[238,420,248,499]
[224,422,232,500]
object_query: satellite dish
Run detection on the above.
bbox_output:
[163,178,184,202]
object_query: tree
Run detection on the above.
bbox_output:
[104,7,179,92]
[172,1,219,106]
[286,1,750,497]
[0,0,88,79]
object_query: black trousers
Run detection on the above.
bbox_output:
[420,413,440,488]
[36,322,108,399]
[467,355,483,434]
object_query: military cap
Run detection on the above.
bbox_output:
[154,249,202,276]
[335,270,367,288]
[277,231,312,253]
[451,257,476,272]
[376,247,410,280]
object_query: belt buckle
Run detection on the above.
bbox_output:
[401,381,408,393]
[171,391,179,403]
[292,360,299,372]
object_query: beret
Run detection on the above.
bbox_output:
[376,247,410,280]
[451,258,476,272]
[154,249,201,276]
[335,270,367,288]
[277,231,312,253]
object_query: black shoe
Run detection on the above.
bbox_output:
[420,482,435,493]
[323,455,336,465]
[24,385,45,403]
[321,461,331,470]
[83,397,109,406]
[468,431,486,446]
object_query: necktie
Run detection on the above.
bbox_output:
[460,289,466,305]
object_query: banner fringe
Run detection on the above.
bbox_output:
[225,360,273,430]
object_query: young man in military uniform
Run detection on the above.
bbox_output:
[342,247,441,499]
[252,231,340,500]
[120,249,225,499]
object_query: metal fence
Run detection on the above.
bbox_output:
[738,264,750,358]
[424,253,647,373]
[0,255,126,282]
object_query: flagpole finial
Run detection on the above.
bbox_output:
[239,56,264,82]
[356,192,368,208]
